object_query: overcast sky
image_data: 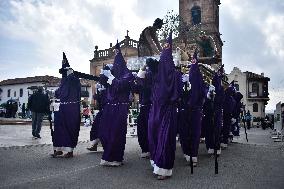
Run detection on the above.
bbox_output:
[0,0,283,111]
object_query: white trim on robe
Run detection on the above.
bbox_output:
[184,154,197,163]
[150,159,155,167]
[153,165,172,177]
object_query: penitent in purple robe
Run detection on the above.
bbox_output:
[90,87,107,144]
[148,33,182,176]
[133,72,153,155]
[205,72,225,150]
[222,84,236,145]
[232,92,243,136]
[99,42,134,166]
[53,74,81,152]
[177,82,190,156]
[185,59,207,159]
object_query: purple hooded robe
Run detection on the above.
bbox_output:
[133,71,153,154]
[148,33,183,176]
[99,42,134,164]
[185,55,207,159]
[204,71,225,150]
[222,83,236,145]
[53,73,81,152]
[232,92,243,136]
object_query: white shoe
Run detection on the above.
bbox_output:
[208,148,214,154]
[184,155,198,166]
[100,159,122,167]
[140,152,150,158]
[217,149,221,155]
[192,157,198,167]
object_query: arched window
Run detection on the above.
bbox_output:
[191,6,201,25]
[253,103,258,112]
[7,89,11,97]
[20,89,23,97]
[252,83,259,96]
[235,84,239,91]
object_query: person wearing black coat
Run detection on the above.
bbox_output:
[28,88,49,139]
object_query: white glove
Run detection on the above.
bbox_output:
[137,69,146,78]
[231,118,236,124]
[107,74,115,85]
[100,69,104,75]
[103,70,112,78]
[182,74,189,83]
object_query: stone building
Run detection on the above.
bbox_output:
[227,67,270,119]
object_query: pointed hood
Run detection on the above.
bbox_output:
[59,52,70,77]
[218,64,225,74]
[188,50,203,87]
[111,40,128,78]
[213,64,224,91]
[62,52,70,69]
[158,31,174,80]
[234,92,243,102]
[230,80,235,87]
[153,32,180,103]
[226,80,236,96]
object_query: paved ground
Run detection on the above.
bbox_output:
[0,126,283,189]
[0,124,137,147]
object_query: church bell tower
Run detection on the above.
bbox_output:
[179,0,223,65]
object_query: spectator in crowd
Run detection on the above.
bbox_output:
[245,110,252,130]
[83,105,90,126]
[21,103,26,118]
[28,88,50,139]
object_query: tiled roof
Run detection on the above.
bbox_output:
[0,75,92,87]
[245,71,270,81]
